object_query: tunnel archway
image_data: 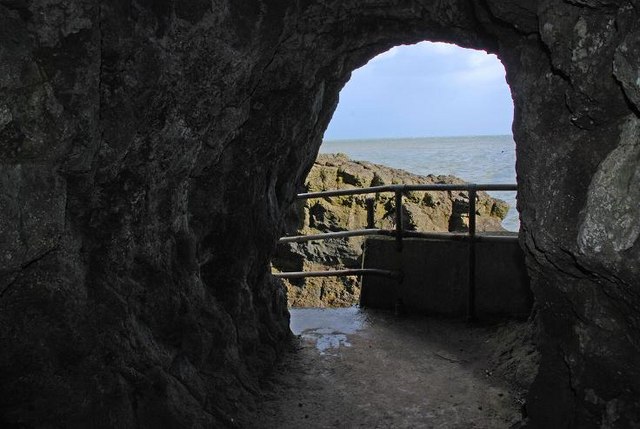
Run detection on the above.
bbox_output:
[1,2,638,428]
[260,5,639,427]
[277,41,522,310]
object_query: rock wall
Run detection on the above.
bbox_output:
[0,1,638,427]
[274,153,509,307]
[0,1,296,427]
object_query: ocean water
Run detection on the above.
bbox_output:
[319,135,519,232]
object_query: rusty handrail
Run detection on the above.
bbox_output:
[273,268,402,280]
[279,229,518,244]
[279,229,385,243]
[298,183,517,199]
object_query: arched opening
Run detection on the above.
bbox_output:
[323,41,518,232]
[263,42,537,427]
[274,42,525,307]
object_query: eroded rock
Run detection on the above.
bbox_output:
[1,1,639,428]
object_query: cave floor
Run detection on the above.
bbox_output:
[253,307,525,429]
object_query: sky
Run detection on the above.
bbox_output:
[323,42,514,140]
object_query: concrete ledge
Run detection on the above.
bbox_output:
[360,236,532,318]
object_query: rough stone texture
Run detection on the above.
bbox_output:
[274,153,509,308]
[0,1,639,428]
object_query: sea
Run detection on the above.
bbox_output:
[319,135,519,232]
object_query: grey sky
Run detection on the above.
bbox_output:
[323,42,514,140]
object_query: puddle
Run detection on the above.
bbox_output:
[289,307,368,355]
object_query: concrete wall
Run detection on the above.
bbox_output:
[360,236,532,318]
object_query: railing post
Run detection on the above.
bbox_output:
[467,186,477,322]
[395,189,404,252]
[366,197,376,229]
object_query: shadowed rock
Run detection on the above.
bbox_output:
[0,1,639,427]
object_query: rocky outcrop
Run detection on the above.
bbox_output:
[1,1,639,428]
[273,153,509,307]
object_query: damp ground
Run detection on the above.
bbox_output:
[253,307,537,428]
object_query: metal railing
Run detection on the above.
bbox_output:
[273,183,518,320]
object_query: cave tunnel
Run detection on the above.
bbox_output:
[267,41,534,428]
[0,1,639,428]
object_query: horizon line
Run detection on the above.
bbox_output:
[322,133,513,143]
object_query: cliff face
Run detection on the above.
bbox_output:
[274,153,509,307]
[1,1,639,428]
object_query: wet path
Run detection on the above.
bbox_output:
[255,308,522,428]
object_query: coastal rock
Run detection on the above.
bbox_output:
[0,1,639,428]
[273,153,510,307]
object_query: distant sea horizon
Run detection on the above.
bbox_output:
[319,134,519,232]
[322,133,510,141]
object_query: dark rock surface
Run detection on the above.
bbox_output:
[0,1,638,428]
